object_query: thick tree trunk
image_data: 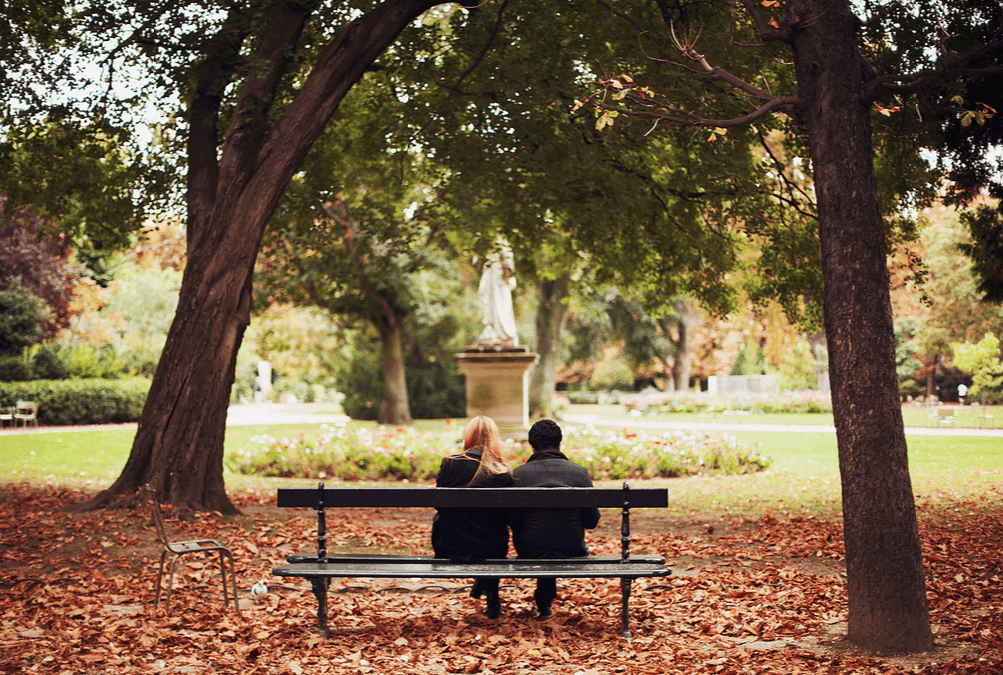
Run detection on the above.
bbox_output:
[378,318,412,425]
[79,0,442,514]
[529,274,571,418]
[790,0,933,652]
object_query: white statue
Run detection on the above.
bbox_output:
[476,241,519,348]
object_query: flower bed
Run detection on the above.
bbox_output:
[625,391,832,415]
[225,420,771,481]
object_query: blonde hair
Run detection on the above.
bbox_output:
[456,416,510,486]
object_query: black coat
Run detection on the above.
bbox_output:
[509,447,601,558]
[431,451,513,562]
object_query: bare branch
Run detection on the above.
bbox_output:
[865,37,1003,101]
[596,94,800,128]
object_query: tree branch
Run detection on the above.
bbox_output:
[865,34,1003,100]
[738,0,790,42]
[596,93,800,128]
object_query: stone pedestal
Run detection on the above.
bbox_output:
[455,349,539,440]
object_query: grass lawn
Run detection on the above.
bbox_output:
[571,402,1003,429]
[2,409,1000,520]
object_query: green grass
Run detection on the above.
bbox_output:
[2,411,1000,519]
[570,402,1003,429]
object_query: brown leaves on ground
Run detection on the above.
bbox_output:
[0,481,1000,674]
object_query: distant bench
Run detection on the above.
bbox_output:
[272,483,672,639]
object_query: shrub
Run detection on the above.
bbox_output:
[0,278,43,357]
[0,378,150,425]
[0,356,31,382]
[625,390,832,415]
[226,421,771,481]
[28,345,69,380]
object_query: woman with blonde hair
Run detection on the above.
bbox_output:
[431,416,512,618]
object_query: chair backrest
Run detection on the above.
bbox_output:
[142,484,172,549]
[15,401,37,417]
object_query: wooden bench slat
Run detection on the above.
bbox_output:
[274,561,673,579]
[277,486,668,509]
[284,553,667,566]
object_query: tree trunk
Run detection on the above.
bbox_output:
[668,302,692,391]
[79,0,442,514]
[377,318,412,425]
[790,0,933,652]
[529,274,571,418]
[925,354,938,399]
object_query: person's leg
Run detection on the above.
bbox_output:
[533,578,556,617]
[483,578,501,619]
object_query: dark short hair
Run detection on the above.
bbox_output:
[528,419,562,451]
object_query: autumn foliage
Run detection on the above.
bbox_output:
[1,482,1000,674]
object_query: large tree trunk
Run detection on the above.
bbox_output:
[790,0,933,652]
[529,274,571,418]
[79,0,442,514]
[377,318,412,425]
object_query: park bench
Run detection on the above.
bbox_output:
[272,482,672,639]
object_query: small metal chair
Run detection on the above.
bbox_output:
[13,401,38,428]
[142,485,240,614]
[0,406,13,428]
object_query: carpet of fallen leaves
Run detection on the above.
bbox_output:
[1,481,1001,675]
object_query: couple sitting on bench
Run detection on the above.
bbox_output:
[431,417,600,620]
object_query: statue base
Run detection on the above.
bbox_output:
[455,348,539,441]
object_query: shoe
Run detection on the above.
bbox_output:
[469,579,485,599]
[485,591,501,619]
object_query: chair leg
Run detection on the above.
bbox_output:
[216,550,229,606]
[165,554,183,613]
[154,550,169,608]
[218,549,241,614]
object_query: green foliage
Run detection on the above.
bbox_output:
[25,344,69,380]
[63,345,125,379]
[776,339,817,391]
[589,353,635,391]
[0,112,153,251]
[0,278,43,356]
[225,421,771,481]
[0,377,149,425]
[958,204,1003,304]
[101,262,180,376]
[0,356,30,382]
[730,339,768,376]
[951,334,1003,403]
[334,310,469,421]
[334,332,384,420]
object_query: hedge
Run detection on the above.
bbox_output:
[0,378,151,426]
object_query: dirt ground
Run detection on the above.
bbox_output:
[1,483,999,674]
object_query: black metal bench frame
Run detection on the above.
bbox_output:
[272,482,672,638]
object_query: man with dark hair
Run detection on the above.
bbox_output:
[510,419,601,618]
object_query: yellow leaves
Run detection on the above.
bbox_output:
[707,127,729,142]
[596,110,619,130]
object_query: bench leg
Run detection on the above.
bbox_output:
[310,578,331,638]
[620,578,633,640]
